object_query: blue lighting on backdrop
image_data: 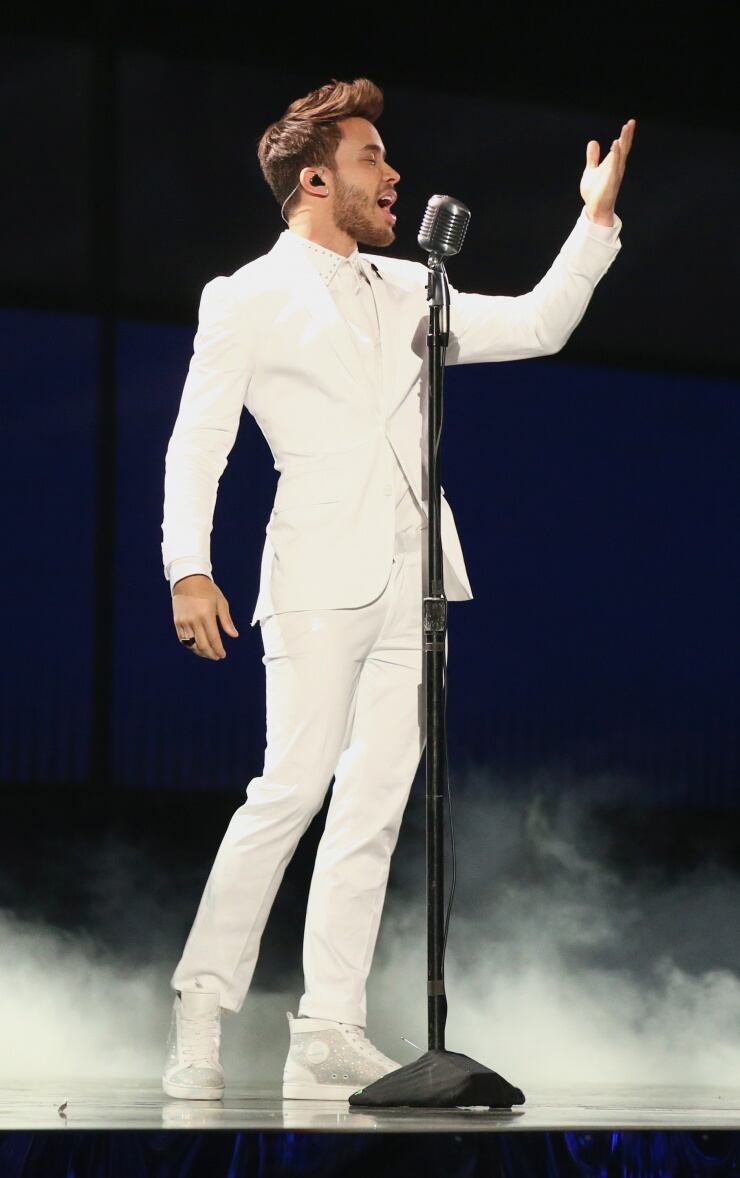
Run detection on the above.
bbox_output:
[2,1127,740,1177]
[2,307,738,802]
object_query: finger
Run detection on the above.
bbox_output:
[193,620,222,661]
[175,623,197,649]
[620,118,636,158]
[609,139,623,175]
[586,139,600,169]
[217,600,239,638]
[614,120,633,156]
[612,134,630,181]
[202,616,227,660]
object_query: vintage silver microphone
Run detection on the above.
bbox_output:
[417,194,471,262]
[417,194,471,339]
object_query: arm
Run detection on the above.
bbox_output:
[446,210,622,365]
[161,275,252,657]
[446,118,636,366]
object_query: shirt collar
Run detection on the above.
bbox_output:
[285,230,367,287]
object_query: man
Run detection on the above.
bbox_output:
[160,77,635,1101]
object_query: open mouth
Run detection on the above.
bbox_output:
[377,193,397,223]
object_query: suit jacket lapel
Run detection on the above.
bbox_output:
[363,257,400,417]
[268,233,367,393]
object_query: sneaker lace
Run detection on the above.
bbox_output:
[342,1025,396,1068]
[181,1016,220,1066]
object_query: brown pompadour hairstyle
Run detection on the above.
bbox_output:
[257,78,384,217]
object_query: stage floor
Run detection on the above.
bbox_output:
[2,1082,739,1133]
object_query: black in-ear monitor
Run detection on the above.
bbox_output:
[309,174,324,187]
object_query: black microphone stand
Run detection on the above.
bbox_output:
[424,254,452,1055]
[349,249,526,1111]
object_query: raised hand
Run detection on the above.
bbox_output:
[580,118,636,226]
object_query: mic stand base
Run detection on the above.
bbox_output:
[348,1049,525,1110]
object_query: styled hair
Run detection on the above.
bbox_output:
[257,78,384,216]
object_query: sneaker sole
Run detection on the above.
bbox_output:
[282,1081,363,1101]
[163,1078,225,1101]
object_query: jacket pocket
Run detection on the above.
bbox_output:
[272,468,346,513]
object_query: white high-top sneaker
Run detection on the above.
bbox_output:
[282,1011,401,1100]
[162,991,225,1100]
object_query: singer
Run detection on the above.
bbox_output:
[160,77,635,1101]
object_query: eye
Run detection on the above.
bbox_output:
[364,155,378,165]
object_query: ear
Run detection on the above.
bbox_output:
[298,166,329,195]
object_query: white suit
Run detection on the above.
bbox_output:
[161,209,622,618]
[161,209,622,1025]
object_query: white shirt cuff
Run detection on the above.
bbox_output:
[580,206,622,241]
[166,557,213,595]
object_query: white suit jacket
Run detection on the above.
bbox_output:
[161,208,622,625]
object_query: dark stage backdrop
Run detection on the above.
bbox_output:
[2,37,739,806]
[2,308,738,803]
[4,39,739,378]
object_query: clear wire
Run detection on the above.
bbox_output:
[280,180,301,225]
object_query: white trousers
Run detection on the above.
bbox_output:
[171,530,427,1027]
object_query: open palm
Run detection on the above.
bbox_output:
[580,119,636,223]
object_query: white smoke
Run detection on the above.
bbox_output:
[370,769,740,1087]
[2,767,740,1088]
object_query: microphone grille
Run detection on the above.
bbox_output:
[418,194,470,258]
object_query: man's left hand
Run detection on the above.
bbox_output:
[580,118,636,226]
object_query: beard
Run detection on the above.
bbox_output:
[332,173,395,248]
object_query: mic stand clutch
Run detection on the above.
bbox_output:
[349,252,525,1111]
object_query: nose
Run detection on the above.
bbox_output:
[385,161,401,185]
